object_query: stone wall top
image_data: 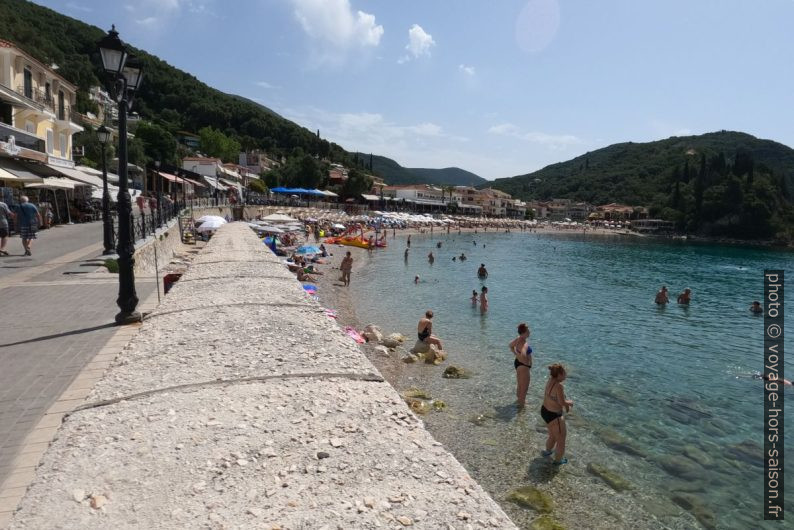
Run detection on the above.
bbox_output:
[9,223,516,529]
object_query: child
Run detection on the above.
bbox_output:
[470,290,478,305]
[480,286,489,313]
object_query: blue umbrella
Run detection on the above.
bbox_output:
[295,245,321,255]
[271,187,289,193]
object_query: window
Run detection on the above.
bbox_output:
[58,91,65,120]
[23,68,32,99]
[46,129,54,155]
[25,120,35,134]
[59,133,67,155]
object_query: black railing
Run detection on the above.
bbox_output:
[16,85,54,110]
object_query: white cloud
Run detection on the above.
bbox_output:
[398,24,435,63]
[135,16,158,27]
[488,122,581,149]
[458,64,476,76]
[255,81,276,89]
[130,0,213,26]
[290,0,383,49]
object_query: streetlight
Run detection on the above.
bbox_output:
[97,125,114,255]
[154,160,163,227]
[98,25,144,325]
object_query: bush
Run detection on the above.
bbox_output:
[104,258,119,274]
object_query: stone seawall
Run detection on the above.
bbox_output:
[8,223,516,529]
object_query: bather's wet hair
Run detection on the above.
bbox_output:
[517,323,529,335]
[426,310,433,318]
[549,363,566,379]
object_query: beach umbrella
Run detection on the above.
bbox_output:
[295,245,321,255]
[332,223,346,229]
[197,218,226,232]
[262,213,298,222]
[197,215,226,224]
[259,226,284,234]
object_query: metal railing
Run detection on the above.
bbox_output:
[16,85,54,110]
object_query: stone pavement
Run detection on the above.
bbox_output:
[0,222,158,526]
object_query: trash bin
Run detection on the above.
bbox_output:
[163,273,183,294]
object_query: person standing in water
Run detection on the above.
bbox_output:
[480,286,489,313]
[340,251,353,286]
[477,263,488,279]
[470,290,478,305]
[655,285,669,305]
[509,323,532,408]
[428,251,435,264]
[407,234,411,248]
[541,363,573,465]
[404,248,409,261]
[677,288,691,305]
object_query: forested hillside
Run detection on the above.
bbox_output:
[367,154,486,186]
[490,131,794,241]
[0,0,357,168]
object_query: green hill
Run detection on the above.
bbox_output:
[490,131,794,241]
[366,154,487,186]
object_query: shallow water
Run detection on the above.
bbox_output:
[349,231,793,529]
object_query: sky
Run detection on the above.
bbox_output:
[37,0,794,180]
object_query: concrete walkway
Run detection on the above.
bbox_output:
[6,223,516,529]
[0,223,158,526]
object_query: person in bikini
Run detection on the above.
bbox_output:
[541,363,574,465]
[417,310,443,350]
[508,323,532,408]
[470,290,478,305]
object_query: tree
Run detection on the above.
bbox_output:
[199,126,240,162]
[135,121,177,165]
[340,169,373,199]
[296,154,323,189]
[248,179,267,194]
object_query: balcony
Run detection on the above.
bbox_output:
[0,121,46,153]
[15,85,55,114]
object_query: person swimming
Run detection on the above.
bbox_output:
[414,275,420,284]
[509,323,532,408]
[753,373,792,386]
[750,301,763,314]
[428,251,435,263]
[541,363,573,465]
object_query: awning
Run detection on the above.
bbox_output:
[0,166,20,180]
[0,159,44,182]
[158,171,179,182]
[218,166,239,178]
[182,176,206,188]
[219,178,241,188]
[361,194,381,201]
[203,176,227,191]
[76,165,119,184]
[26,177,77,190]
[321,190,338,197]
[46,164,102,188]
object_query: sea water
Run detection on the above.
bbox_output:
[349,231,793,529]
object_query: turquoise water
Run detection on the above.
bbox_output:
[350,231,793,529]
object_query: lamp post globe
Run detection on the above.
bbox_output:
[97,125,114,255]
[98,26,143,325]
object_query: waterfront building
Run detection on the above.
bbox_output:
[0,38,83,168]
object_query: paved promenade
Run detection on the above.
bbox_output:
[6,223,516,529]
[0,223,157,524]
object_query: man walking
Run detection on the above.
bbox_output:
[18,196,41,256]
[340,251,353,286]
[0,198,14,256]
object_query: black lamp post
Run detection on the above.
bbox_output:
[97,125,114,254]
[154,160,163,227]
[99,25,144,324]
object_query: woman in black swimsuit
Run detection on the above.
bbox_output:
[508,323,532,408]
[541,363,573,465]
[417,310,443,350]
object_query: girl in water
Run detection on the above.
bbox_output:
[470,290,479,305]
[541,363,574,465]
[508,323,532,408]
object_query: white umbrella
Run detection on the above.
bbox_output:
[262,213,297,222]
[197,218,226,232]
[197,215,226,224]
[259,226,284,234]
[332,223,346,229]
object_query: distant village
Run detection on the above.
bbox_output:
[0,38,666,233]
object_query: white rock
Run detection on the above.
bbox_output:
[374,345,391,357]
[71,489,85,503]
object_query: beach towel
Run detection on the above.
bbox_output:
[344,326,365,344]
